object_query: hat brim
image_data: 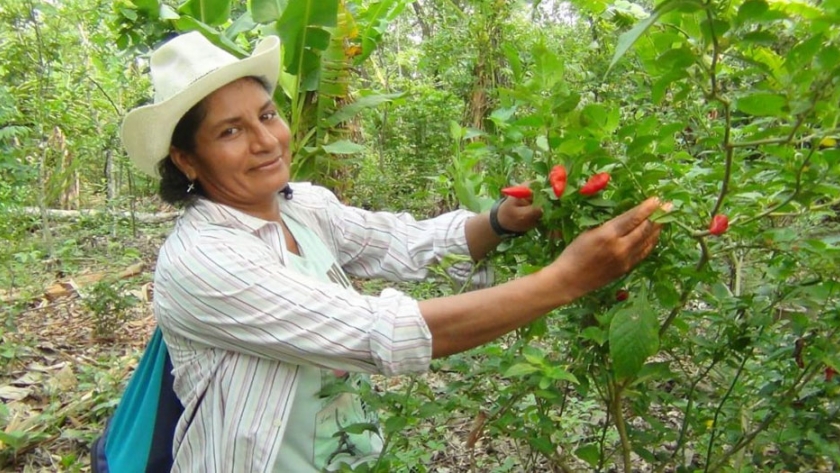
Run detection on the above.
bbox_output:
[122,36,281,177]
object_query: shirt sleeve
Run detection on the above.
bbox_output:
[154,226,432,377]
[313,187,493,288]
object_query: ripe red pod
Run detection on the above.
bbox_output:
[827,367,837,382]
[501,186,533,200]
[549,165,567,198]
[709,214,729,236]
[615,289,629,302]
[579,172,610,196]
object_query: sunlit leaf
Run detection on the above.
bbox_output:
[735,92,788,117]
[249,0,288,23]
[608,0,704,74]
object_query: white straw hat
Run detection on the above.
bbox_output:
[121,32,281,177]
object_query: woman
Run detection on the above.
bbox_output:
[119,32,663,472]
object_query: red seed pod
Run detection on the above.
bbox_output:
[501,186,533,200]
[709,214,729,236]
[549,165,567,198]
[615,289,629,302]
[579,172,610,196]
[827,367,837,382]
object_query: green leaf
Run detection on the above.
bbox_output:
[608,0,704,74]
[324,92,404,128]
[736,0,769,26]
[580,326,608,346]
[179,0,231,26]
[249,0,288,23]
[353,0,410,64]
[609,287,660,380]
[172,18,248,55]
[321,140,366,154]
[735,92,788,117]
[159,4,180,20]
[581,103,608,130]
[651,69,689,104]
[575,444,600,468]
[340,422,380,435]
[545,366,579,384]
[384,415,407,433]
[276,0,338,77]
[225,11,257,39]
[134,0,160,16]
[504,363,540,377]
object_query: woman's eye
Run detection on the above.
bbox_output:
[220,127,238,137]
[261,111,277,121]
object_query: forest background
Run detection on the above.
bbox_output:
[1,0,839,471]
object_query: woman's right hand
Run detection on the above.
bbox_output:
[546,197,666,301]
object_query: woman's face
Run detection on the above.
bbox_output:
[171,78,292,211]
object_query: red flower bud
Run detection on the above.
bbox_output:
[615,289,629,302]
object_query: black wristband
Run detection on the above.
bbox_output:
[489,197,525,238]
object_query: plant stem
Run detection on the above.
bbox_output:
[660,238,709,337]
[703,342,752,472]
[656,356,720,473]
[608,377,632,473]
[706,349,833,472]
[735,145,816,227]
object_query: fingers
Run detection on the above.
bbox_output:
[612,197,662,236]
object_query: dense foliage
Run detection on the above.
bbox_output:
[1,0,838,471]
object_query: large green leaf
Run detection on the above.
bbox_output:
[609,288,660,380]
[249,0,288,23]
[321,140,365,154]
[179,0,231,26]
[276,0,338,79]
[324,92,404,128]
[351,0,411,64]
[173,17,247,56]
[607,0,704,74]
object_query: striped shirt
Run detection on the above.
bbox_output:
[153,182,491,472]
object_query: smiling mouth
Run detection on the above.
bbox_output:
[252,158,281,171]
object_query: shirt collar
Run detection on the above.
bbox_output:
[182,197,280,233]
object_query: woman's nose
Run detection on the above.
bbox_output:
[251,123,280,153]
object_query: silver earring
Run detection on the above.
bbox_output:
[187,181,195,194]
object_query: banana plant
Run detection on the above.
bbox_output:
[112,0,409,185]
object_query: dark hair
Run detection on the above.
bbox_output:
[157,76,274,207]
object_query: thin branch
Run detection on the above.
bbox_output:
[659,238,709,337]
[703,344,751,472]
[88,77,122,116]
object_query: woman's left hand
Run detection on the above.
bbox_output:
[496,195,543,234]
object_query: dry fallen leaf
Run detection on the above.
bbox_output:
[47,365,77,393]
[0,385,33,402]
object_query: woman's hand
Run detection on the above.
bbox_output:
[496,194,543,234]
[423,197,667,358]
[545,197,666,301]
